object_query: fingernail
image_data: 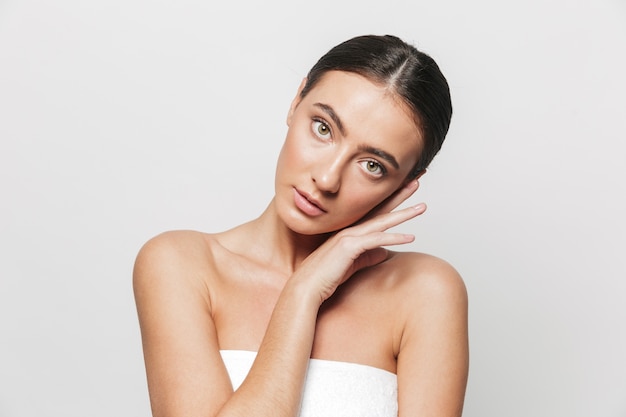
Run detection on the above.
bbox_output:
[414,203,426,211]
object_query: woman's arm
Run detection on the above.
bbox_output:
[134,231,323,417]
[133,232,235,416]
[396,255,469,417]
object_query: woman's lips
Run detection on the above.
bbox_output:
[293,188,326,217]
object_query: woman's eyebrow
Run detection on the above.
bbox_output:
[313,102,400,170]
[313,103,346,136]
[359,145,400,170]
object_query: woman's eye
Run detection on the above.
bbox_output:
[359,160,386,177]
[312,120,331,139]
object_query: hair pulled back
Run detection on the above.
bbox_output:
[300,35,452,178]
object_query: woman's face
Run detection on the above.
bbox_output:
[274,70,423,235]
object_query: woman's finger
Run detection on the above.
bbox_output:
[361,179,420,222]
[345,203,427,237]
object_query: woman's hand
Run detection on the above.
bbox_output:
[292,179,426,303]
[362,177,422,222]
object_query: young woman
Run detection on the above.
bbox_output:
[133,34,468,417]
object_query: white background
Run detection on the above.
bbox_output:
[1,1,625,416]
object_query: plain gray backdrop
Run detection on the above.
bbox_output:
[1,0,625,416]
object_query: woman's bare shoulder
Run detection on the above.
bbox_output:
[133,230,231,289]
[383,251,467,306]
[135,230,218,265]
[132,230,238,318]
[346,251,467,320]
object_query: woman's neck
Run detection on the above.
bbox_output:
[240,199,331,274]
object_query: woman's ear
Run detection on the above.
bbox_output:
[287,78,308,126]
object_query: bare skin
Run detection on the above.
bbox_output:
[133,71,469,417]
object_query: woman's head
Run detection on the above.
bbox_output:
[300,34,452,178]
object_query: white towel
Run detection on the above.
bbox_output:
[220,350,398,417]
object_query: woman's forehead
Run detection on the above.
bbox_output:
[306,72,419,126]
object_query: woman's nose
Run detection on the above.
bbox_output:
[311,154,342,194]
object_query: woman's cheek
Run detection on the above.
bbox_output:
[277,134,306,176]
[290,138,319,175]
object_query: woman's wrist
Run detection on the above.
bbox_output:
[281,275,326,311]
